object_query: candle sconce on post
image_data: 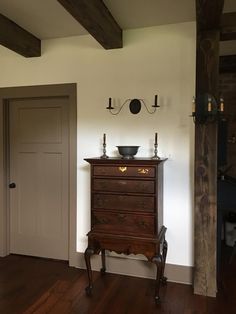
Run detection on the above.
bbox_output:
[190,93,224,124]
[106,95,160,115]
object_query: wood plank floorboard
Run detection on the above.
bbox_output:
[0,252,235,314]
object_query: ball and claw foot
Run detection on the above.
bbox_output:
[100,267,106,276]
[85,285,93,296]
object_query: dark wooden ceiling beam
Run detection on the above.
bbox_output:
[57,0,122,49]
[0,13,41,57]
[220,12,236,41]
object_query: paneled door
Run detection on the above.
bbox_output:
[9,96,69,260]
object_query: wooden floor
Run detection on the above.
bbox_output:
[0,247,235,314]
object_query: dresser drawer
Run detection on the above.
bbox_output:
[93,194,155,212]
[93,165,155,178]
[92,211,155,236]
[93,178,155,194]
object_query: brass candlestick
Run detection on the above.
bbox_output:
[100,133,108,159]
[152,132,160,159]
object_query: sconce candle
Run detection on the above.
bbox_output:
[103,133,106,145]
[155,95,158,107]
[190,93,225,124]
[208,97,212,112]
[192,97,196,113]
[106,98,114,110]
[220,98,224,112]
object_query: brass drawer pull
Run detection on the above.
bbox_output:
[138,168,149,174]
[93,215,109,225]
[119,166,127,173]
[117,213,126,222]
[138,220,148,228]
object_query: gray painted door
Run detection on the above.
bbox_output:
[9,96,69,260]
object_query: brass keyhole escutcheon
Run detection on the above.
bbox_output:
[119,166,127,173]
[138,168,149,174]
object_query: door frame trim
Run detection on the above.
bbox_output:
[0,84,77,265]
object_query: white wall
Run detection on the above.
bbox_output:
[0,22,196,267]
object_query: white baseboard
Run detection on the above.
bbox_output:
[70,252,193,285]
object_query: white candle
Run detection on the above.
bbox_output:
[208,98,212,112]
[220,98,224,112]
[192,97,196,113]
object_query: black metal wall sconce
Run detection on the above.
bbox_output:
[106,95,160,115]
[190,93,224,124]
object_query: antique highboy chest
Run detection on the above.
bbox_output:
[84,157,167,302]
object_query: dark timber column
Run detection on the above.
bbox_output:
[194,0,224,297]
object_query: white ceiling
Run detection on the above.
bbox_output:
[0,0,235,40]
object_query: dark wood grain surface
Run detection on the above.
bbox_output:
[220,12,236,41]
[194,0,223,297]
[0,252,235,314]
[220,55,236,73]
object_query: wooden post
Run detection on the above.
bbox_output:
[194,0,224,297]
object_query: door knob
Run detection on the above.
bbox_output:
[9,183,16,189]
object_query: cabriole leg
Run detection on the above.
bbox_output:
[152,254,164,304]
[84,247,94,296]
[161,239,168,284]
[100,249,106,275]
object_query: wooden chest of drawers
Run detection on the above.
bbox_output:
[84,158,167,303]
